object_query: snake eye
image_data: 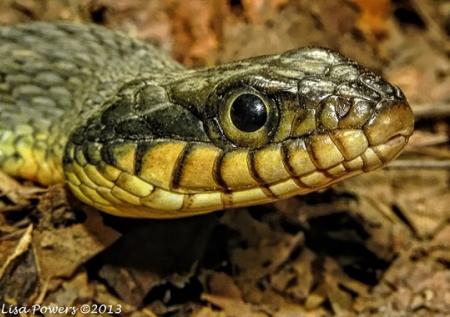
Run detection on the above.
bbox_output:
[217,90,278,148]
[230,93,268,132]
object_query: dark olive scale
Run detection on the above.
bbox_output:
[230,93,268,132]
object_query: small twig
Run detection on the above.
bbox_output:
[411,0,450,51]
[405,146,450,159]
[407,131,449,148]
[386,159,450,169]
[0,224,33,279]
[413,103,450,119]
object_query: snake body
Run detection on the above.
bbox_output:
[0,22,414,218]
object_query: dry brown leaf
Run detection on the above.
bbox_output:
[164,0,226,65]
[208,272,242,299]
[0,224,33,278]
[270,248,316,301]
[94,282,147,316]
[351,0,391,40]
[0,224,39,304]
[240,0,289,23]
[42,271,93,307]
[223,211,304,279]
[354,250,450,315]
[0,171,44,212]
[201,292,266,317]
[192,306,227,317]
[34,209,120,291]
[98,265,162,306]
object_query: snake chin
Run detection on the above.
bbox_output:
[368,135,408,166]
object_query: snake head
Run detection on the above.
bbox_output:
[168,47,414,183]
[64,47,414,218]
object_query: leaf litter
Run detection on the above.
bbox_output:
[0,0,449,316]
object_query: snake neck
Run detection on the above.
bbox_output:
[0,22,184,184]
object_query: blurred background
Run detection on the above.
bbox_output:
[0,1,449,316]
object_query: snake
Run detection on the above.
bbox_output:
[0,22,414,218]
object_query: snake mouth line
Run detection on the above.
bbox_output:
[260,133,408,197]
[64,128,409,218]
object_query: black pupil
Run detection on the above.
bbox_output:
[230,93,267,132]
